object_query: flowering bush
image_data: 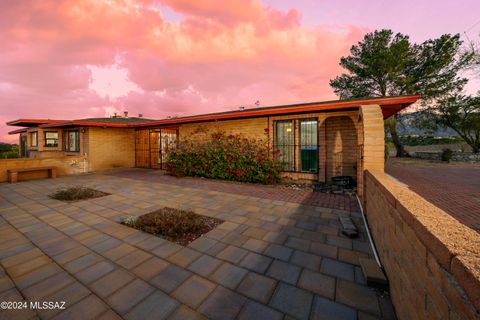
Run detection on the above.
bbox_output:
[165,128,282,184]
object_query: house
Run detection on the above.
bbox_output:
[5,95,419,193]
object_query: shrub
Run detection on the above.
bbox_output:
[441,148,453,162]
[165,129,283,184]
[122,207,223,246]
[49,186,109,201]
[0,151,19,159]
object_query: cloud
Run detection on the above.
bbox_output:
[0,0,367,143]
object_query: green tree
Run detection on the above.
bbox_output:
[418,93,480,153]
[330,30,471,156]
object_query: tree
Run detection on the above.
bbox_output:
[330,30,471,156]
[419,93,480,153]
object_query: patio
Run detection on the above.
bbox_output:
[0,170,393,320]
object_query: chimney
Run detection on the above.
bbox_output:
[124,111,128,118]
[138,114,143,118]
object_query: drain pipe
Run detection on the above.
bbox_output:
[355,194,382,268]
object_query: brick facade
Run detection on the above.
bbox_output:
[86,127,136,171]
[365,170,479,320]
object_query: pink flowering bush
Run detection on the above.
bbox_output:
[165,129,282,184]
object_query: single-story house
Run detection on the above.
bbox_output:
[6,95,419,194]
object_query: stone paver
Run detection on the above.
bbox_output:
[0,169,389,319]
[237,272,277,303]
[269,283,313,320]
[172,275,216,309]
[198,286,246,320]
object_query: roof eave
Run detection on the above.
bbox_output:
[134,95,420,127]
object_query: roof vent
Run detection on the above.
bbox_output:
[138,114,143,118]
[124,111,128,118]
[239,106,245,111]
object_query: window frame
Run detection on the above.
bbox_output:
[30,131,38,148]
[273,120,295,172]
[298,118,319,173]
[64,130,80,153]
[273,118,320,173]
[44,131,59,148]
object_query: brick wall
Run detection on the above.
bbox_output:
[87,127,136,171]
[324,116,357,180]
[179,118,268,141]
[365,170,479,320]
[358,105,385,198]
[0,156,85,182]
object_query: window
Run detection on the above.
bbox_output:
[299,119,318,173]
[274,120,294,171]
[30,131,38,147]
[44,131,58,147]
[273,118,319,173]
[65,130,80,152]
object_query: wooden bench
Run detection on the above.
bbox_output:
[7,167,57,183]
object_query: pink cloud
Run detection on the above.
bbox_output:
[0,0,367,143]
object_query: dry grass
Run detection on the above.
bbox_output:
[49,186,110,202]
[122,207,224,246]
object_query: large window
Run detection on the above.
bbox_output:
[65,130,80,152]
[44,131,59,147]
[30,131,38,147]
[274,118,319,173]
[274,120,294,171]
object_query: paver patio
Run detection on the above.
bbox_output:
[386,159,480,232]
[0,169,393,319]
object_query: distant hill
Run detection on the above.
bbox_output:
[395,112,458,137]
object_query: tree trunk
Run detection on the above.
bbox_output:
[385,117,406,157]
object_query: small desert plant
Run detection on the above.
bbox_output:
[441,148,453,162]
[49,186,109,201]
[122,215,139,228]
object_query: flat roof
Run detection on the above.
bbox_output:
[7,95,420,130]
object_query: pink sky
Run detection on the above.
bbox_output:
[1,0,479,143]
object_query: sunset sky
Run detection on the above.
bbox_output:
[1,0,479,142]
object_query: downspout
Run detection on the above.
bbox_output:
[355,194,382,268]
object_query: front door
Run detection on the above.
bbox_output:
[159,129,177,169]
[135,128,178,169]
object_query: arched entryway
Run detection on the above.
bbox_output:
[324,116,358,181]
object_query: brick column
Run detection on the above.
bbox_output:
[358,104,385,199]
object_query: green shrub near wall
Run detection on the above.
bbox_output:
[166,130,282,184]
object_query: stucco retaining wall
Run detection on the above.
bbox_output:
[0,156,86,182]
[365,169,479,319]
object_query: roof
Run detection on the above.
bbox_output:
[6,119,67,127]
[134,95,420,128]
[73,117,157,124]
[8,128,27,135]
[7,95,420,131]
